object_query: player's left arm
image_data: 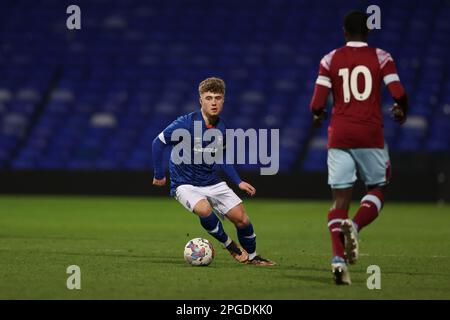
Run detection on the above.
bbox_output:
[379,49,409,124]
[219,163,255,196]
[219,135,256,196]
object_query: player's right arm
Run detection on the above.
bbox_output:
[152,115,188,186]
[309,51,335,127]
[377,49,408,124]
[152,137,167,186]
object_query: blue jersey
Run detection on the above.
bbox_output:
[156,111,228,195]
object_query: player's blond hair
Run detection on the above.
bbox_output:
[198,77,226,96]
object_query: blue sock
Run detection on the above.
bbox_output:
[237,222,256,256]
[199,213,229,244]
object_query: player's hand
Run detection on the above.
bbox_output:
[153,177,166,187]
[312,110,328,128]
[390,103,407,124]
[238,181,256,197]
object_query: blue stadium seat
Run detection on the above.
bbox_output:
[0,0,448,173]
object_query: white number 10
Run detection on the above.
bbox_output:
[338,66,372,102]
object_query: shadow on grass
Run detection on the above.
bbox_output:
[283,274,332,285]
[0,234,99,241]
[276,264,330,273]
[32,249,185,264]
[380,270,450,278]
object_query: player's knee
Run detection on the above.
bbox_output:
[193,201,213,217]
[196,207,213,217]
[234,214,250,229]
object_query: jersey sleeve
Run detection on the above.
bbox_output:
[157,115,189,145]
[152,136,168,179]
[316,50,335,88]
[376,48,406,100]
[309,50,335,114]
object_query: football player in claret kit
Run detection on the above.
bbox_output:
[152,77,275,266]
[309,11,408,284]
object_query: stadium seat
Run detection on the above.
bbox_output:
[0,0,448,172]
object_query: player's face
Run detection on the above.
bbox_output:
[200,92,224,117]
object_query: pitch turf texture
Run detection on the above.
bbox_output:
[1,196,449,299]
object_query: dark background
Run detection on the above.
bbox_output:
[0,0,449,201]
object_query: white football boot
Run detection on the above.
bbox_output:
[331,256,351,285]
[341,219,359,265]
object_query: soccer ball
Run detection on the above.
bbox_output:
[183,238,215,266]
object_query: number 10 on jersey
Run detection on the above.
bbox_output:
[338,66,372,102]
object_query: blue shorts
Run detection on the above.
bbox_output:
[327,145,391,189]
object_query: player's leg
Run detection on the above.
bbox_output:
[193,199,232,246]
[225,203,275,266]
[351,185,386,232]
[350,146,390,233]
[330,188,354,284]
[330,187,353,259]
[340,146,391,267]
[175,185,231,247]
[205,182,274,266]
[327,149,356,260]
[181,183,247,263]
[327,149,357,284]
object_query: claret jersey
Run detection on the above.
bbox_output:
[310,41,406,148]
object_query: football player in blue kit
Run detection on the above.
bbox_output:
[152,77,275,266]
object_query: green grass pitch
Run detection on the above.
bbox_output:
[1,195,449,299]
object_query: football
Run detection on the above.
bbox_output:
[183,238,215,266]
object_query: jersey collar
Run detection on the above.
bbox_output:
[346,41,368,47]
[195,110,220,128]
